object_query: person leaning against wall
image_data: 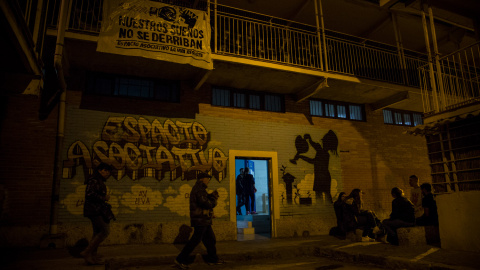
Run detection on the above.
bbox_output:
[409,175,424,219]
[81,162,115,265]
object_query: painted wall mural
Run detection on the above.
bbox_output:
[58,112,342,227]
[288,130,339,203]
[62,116,228,182]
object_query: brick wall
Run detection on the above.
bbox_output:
[53,84,429,243]
[0,82,431,246]
[0,94,57,245]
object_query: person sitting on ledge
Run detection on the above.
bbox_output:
[382,187,415,245]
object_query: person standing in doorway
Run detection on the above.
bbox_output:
[244,168,257,214]
[175,173,225,269]
[81,162,115,265]
[409,175,424,219]
[236,168,245,215]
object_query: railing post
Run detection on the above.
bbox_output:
[214,0,217,54]
[428,6,446,110]
[319,0,328,71]
[421,4,439,113]
[313,0,324,70]
[392,12,408,85]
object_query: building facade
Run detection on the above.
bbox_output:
[1,0,477,247]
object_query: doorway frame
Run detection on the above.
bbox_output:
[229,150,279,238]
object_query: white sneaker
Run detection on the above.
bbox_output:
[362,236,375,242]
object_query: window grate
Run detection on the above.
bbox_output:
[383,108,423,127]
[212,87,284,112]
[87,72,180,102]
[310,99,365,121]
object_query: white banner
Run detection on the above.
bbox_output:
[97,0,213,70]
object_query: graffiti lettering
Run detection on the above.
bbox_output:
[63,117,227,182]
[135,190,150,205]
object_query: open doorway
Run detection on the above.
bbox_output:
[235,158,271,240]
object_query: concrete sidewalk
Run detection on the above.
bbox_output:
[2,235,479,270]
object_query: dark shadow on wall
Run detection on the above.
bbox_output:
[174,224,193,245]
[289,131,339,203]
[173,224,193,252]
[67,238,89,258]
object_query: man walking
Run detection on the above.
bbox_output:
[175,173,225,269]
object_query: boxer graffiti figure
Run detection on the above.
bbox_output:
[290,130,338,203]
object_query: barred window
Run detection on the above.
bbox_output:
[213,88,230,106]
[383,108,423,126]
[310,99,365,121]
[349,105,363,120]
[87,72,180,102]
[212,87,284,112]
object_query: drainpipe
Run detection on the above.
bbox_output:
[421,4,439,113]
[49,0,68,235]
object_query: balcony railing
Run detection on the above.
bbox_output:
[419,42,480,115]
[46,0,427,88]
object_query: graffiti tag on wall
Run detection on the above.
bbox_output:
[63,117,228,181]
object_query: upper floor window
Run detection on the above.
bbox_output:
[212,87,284,112]
[383,109,423,126]
[87,72,180,102]
[310,99,365,121]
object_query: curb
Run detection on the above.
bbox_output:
[105,244,475,270]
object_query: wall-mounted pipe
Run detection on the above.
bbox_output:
[49,0,68,235]
[421,4,439,113]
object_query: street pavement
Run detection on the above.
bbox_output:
[1,234,479,270]
[121,256,385,270]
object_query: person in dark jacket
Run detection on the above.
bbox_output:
[80,162,114,265]
[330,192,347,239]
[382,187,415,245]
[175,173,225,269]
[244,168,257,214]
[236,168,245,215]
[416,183,439,226]
[343,189,380,242]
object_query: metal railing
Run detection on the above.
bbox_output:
[419,42,480,114]
[46,0,428,88]
[216,12,322,69]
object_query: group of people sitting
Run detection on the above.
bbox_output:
[331,175,438,245]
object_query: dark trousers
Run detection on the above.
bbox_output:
[382,219,414,245]
[236,194,245,214]
[176,225,218,264]
[245,193,255,212]
[88,215,110,241]
[357,210,379,237]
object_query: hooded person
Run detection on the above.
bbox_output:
[174,172,225,269]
